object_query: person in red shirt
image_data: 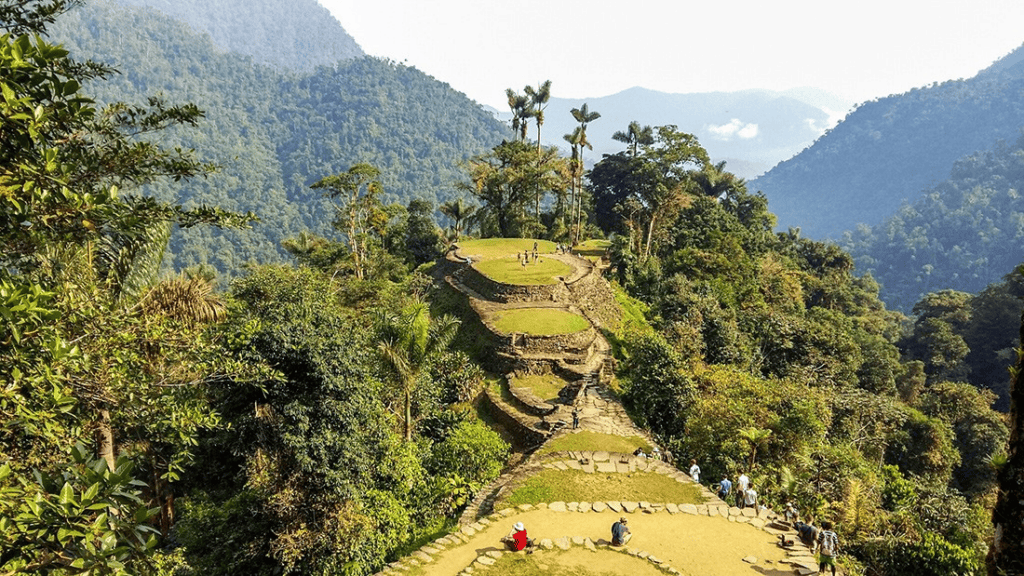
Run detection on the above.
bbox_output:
[501,522,533,551]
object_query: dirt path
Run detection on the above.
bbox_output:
[405,507,797,576]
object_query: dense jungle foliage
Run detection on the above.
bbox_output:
[109,0,364,71]
[752,43,1024,239]
[2,2,1022,576]
[45,0,508,278]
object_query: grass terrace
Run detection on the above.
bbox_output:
[472,257,573,285]
[572,239,611,262]
[458,238,557,260]
[510,373,570,402]
[537,431,652,456]
[491,308,590,336]
[498,468,704,508]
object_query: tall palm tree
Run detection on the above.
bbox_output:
[439,197,477,241]
[505,88,532,143]
[376,302,460,441]
[569,103,600,243]
[524,81,552,220]
[612,121,654,158]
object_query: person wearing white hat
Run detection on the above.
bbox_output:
[502,521,533,551]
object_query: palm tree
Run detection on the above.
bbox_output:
[612,121,654,158]
[439,197,477,241]
[376,302,460,441]
[692,160,747,199]
[505,88,533,143]
[569,103,600,243]
[524,81,552,220]
[738,426,773,470]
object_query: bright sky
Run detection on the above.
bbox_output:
[318,0,1024,111]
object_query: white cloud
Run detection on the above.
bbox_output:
[707,119,759,140]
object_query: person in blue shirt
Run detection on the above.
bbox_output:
[716,474,732,501]
[611,517,632,546]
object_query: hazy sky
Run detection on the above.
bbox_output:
[318,0,1024,111]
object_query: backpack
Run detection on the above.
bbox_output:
[819,530,838,556]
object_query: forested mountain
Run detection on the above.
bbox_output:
[47,0,508,276]
[751,42,1024,239]
[110,0,363,71]
[839,135,1024,312]
[537,87,848,180]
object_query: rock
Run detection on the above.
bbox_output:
[648,555,662,564]
[593,450,610,461]
[470,522,485,531]
[742,556,757,564]
[696,505,709,515]
[637,551,649,559]
[568,502,579,512]
[485,551,502,559]
[517,504,534,512]
[707,506,719,517]
[566,460,582,470]
[578,502,592,513]
[585,538,596,551]
[475,556,495,566]
[539,538,554,549]
[622,501,639,513]
[461,526,477,536]
[421,546,440,554]
[597,462,617,473]
[607,501,623,513]
[750,518,766,529]
[729,506,742,516]
[555,537,571,550]
[638,501,651,509]
[572,536,585,545]
[680,504,698,515]
[741,507,757,518]
[666,503,679,514]
[549,501,567,512]
[592,501,607,512]
[717,505,731,517]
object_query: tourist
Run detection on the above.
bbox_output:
[784,502,799,524]
[743,481,758,509]
[633,447,647,458]
[501,521,533,552]
[651,446,661,460]
[716,474,732,501]
[689,459,701,483]
[794,517,819,547]
[572,406,580,429]
[815,520,839,576]
[611,517,632,546]
[736,470,750,508]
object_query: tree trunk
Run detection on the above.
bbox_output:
[404,388,412,442]
[987,310,1024,575]
[97,408,116,471]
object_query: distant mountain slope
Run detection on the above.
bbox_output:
[840,135,1024,312]
[50,0,508,275]
[110,0,363,71]
[535,87,848,179]
[751,43,1024,239]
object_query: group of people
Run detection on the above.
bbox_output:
[712,470,758,510]
[500,517,633,552]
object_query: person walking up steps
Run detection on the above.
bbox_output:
[815,520,839,575]
[689,459,701,483]
[611,517,632,546]
[743,481,758,509]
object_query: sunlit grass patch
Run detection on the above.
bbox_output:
[458,238,556,260]
[510,373,569,402]
[491,308,590,335]
[498,468,704,508]
[473,257,573,285]
[537,432,652,456]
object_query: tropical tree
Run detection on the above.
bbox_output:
[738,426,773,470]
[612,120,654,158]
[569,103,600,243]
[439,197,477,241]
[505,88,532,143]
[311,163,384,280]
[376,301,460,441]
[988,286,1024,575]
[692,160,747,200]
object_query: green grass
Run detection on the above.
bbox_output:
[458,238,557,260]
[510,373,569,401]
[536,432,652,456]
[473,257,573,285]
[572,239,611,261]
[491,308,590,336]
[499,468,704,508]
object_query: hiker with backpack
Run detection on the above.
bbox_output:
[815,520,839,576]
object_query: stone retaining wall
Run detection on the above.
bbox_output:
[459,263,570,304]
[481,386,548,448]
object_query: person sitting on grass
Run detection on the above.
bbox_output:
[501,521,533,552]
[611,517,632,546]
